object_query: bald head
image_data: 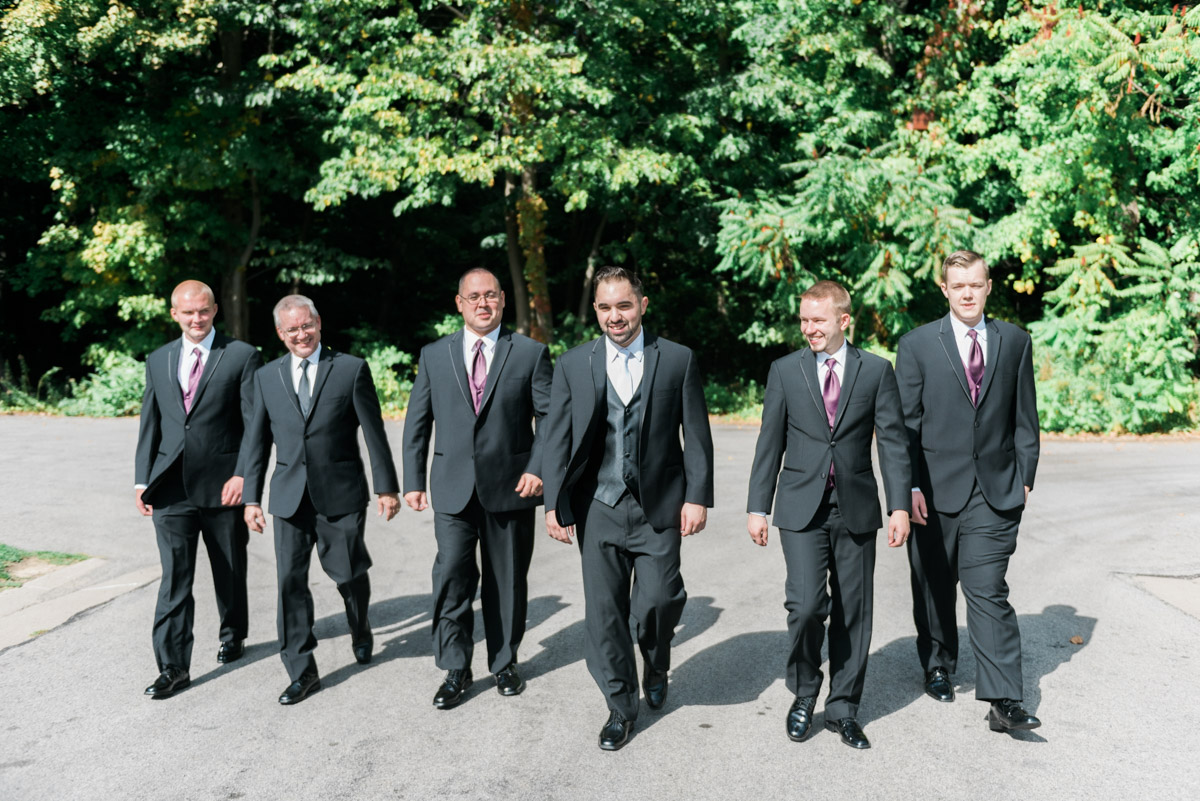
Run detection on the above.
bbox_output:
[169,280,218,344]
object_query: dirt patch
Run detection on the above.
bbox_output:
[7,557,61,582]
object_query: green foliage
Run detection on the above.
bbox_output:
[704,379,764,418]
[0,356,62,413]
[57,346,146,417]
[346,325,415,415]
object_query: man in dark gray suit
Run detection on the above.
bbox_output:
[241,294,400,705]
[402,268,552,708]
[746,280,910,749]
[135,280,261,698]
[895,249,1042,732]
[543,267,714,751]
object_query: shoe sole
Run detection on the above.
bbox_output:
[599,726,634,751]
[279,681,321,705]
[987,712,1041,732]
[925,689,955,702]
[824,721,871,749]
[496,681,525,697]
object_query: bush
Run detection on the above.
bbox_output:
[704,379,764,418]
[57,346,145,417]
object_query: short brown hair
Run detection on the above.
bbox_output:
[940,250,989,283]
[592,266,644,298]
[800,280,852,317]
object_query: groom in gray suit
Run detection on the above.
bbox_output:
[402,268,552,709]
[746,280,910,749]
[241,294,400,705]
[895,249,1042,733]
[543,267,714,751]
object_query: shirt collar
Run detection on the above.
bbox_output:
[180,328,216,355]
[950,314,987,340]
[816,340,848,367]
[464,326,501,353]
[290,343,322,371]
[606,330,645,363]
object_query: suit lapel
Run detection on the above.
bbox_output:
[477,328,512,418]
[167,341,186,416]
[590,337,607,413]
[638,333,660,435]
[447,330,474,413]
[830,345,861,432]
[798,349,825,426]
[185,334,225,417]
[976,318,1002,406]
[276,356,304,419]
[306,347,335,419]
[937,314,973,402]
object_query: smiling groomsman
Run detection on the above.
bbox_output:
[135,280,261,699]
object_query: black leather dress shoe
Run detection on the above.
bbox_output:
[598,710,634,751]
[353,633,373,665]
[924,667,954,702]
[825,717,871,749]
[494,663,525,696]
[786,695,817,742]
[643,668,668,711]
[433,669,473,709]
[217,640,244,664]
[987,699,1041,732]
[278,671,321,705]
[144,666,190,699]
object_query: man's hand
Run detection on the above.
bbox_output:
[680,503,707,537]
[220,476,244,507]
[546,511,575,544]
[515,473,543,498]
[378,492,400,521]
[911,489,928,526]
[1024,485,1030,505]
[244,505,266,533]
[135,489,152,517]
[887,510,911,548]
[404,491,428,512]
[747,514,769,547]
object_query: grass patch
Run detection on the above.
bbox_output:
[0,543,88,589]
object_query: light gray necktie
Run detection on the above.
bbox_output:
[615,350,633,405]
[298,359,311,416]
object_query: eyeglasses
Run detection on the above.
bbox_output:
[459,291,500,305]
[281,322,317,337]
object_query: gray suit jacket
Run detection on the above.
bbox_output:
[542,333,714,531]
[894,314,1039,514]
[135,333,261,507]
[746,344,911,533]
[402,327,552,514]
[239,347,399,519]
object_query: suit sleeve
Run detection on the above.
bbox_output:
[1014,333,1040,490]
[894,334,926,490]
[541,356,575,524]
[134,360,161,486]
[238,371,272,505]
[232,347,263,477]
[401,348,434,495]
[873,360,913,515]
[680,349,714,508]
[353,359,400,494]
[745,360,786,516]
[524,344,553,478]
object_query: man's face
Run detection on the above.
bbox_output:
[594,278,649,348]
[455,272,505,337]
[941,263,991,327]
[276,305,322,359]
[170,292,217,345]
[799,295,850,354]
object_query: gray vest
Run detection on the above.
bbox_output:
[593,376,643,506]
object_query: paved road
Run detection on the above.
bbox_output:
[1,417,1198,800]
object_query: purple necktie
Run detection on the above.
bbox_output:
[823,357,840,488]
[470,340,486,414]
[966,330,985,406]
[183,347,203,413]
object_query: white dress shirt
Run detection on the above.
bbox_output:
[463,327,500,376]
[289,343,322,396]
[949,315,988,367]
[605,330,645,405]
[177,328,216,391]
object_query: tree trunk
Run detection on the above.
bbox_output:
[503,172,531,336]
[576,212,608,331]
[221,170,259,341]
[518,166,552,344]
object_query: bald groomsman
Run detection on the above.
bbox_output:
[135,279,262,699]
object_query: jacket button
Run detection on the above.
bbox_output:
[974,421,980,428]
[830,440,836,447]
[820,472,827,479]
[184,425,190,430]
[973,452,979,460]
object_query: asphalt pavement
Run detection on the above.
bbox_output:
[1,416,1198,800]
